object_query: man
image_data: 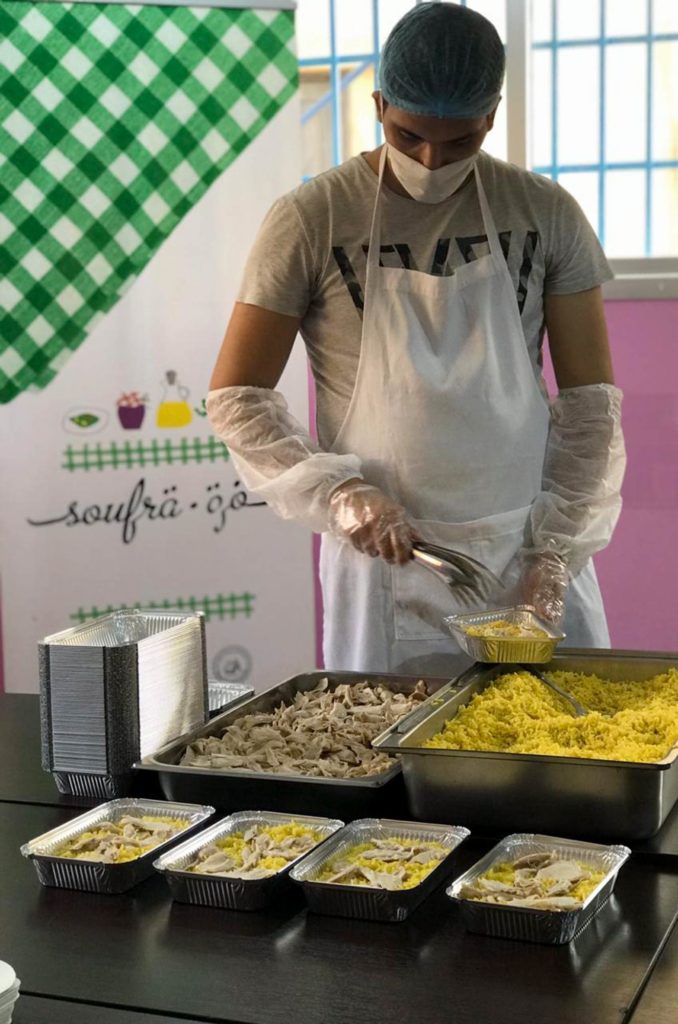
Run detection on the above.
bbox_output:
[207,3,626,675]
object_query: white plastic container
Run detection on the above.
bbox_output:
[0,963,20,1024]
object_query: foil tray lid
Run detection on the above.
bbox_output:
[42,608,204,648]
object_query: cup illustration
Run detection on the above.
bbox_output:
[116,391,148,430]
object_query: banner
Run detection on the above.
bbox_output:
[0,2,315,693]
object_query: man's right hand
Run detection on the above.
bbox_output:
[328,480,416,565]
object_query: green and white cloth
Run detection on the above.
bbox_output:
[0,1,297,404]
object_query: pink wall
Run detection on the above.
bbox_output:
[592,300,678,652]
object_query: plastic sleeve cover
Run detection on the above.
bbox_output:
[206,386,362,533]
[525,383,626,576]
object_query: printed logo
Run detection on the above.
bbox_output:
[212,645,253,683]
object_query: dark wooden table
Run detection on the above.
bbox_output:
[12,997,206,1024]
[1,693,678,1024]
[0,695,71,806]
[629,918,678,1024]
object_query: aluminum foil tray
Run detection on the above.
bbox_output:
[207,680,253,716]
[154,810,344,911]
[21,798,214,894]
[447,833,630,944]
[289,818,469,923]
[373,650,678,840]
[39,609,208,797]
[42,609,201,647]
[51,770,134,800]
[444,605,564,664]
[138,672,450,818]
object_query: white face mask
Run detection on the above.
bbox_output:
[385,143,477,204]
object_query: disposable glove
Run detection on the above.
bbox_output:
[328,480,416,564]
[512,547,570,625]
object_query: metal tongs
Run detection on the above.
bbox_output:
[520,665,588,718]
[411,541,504,609]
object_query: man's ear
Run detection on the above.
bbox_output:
[486,98,501,131]
[372,90,386,124]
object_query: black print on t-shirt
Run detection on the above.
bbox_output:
[332,229,539,317]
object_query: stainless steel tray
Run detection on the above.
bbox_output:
[447,833,630,944]
[289,817,469,922]
[137,672,450,819]
[444,605,564,663]
[154,810,344,911]
[373,650,678,840]
[21,798,214,894]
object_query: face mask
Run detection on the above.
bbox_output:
[385,143,477,204]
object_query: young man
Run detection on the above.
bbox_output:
[207,3,626,675]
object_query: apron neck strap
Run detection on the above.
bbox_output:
[473,162,503,257]
[366,146,388,271]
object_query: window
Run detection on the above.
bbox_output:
[297,0,678,295]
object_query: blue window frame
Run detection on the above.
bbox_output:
[299,0,385,173]
[533,0,678,256]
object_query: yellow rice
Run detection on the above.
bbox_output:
[422,669,678,763]
[464,619,548,639]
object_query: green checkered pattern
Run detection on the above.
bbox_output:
[62,434,229,471]
[0,2,297,404]
[70,591,256,624]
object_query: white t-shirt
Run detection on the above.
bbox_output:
[237,149,613,448]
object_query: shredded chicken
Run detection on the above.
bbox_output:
[186,822,323,879]
[180,679,428,778]
[317,836,446,890]
[56,815,186,864]
[460,850,606,911]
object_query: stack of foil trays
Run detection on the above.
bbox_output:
[39,609,208,799]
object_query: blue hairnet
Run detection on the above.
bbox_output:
[379,3,505,119]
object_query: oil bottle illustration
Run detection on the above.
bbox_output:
[156,370,193,428]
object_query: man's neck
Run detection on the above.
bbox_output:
[362,146,412,199]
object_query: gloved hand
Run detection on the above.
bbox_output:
[514,548,570,625]
[328,479,416,564]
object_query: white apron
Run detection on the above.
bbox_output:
[320,150,609,674]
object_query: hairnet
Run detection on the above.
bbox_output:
[379,3,505,119]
